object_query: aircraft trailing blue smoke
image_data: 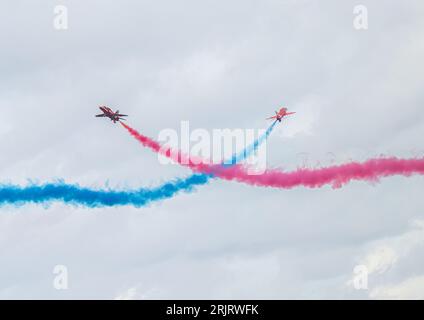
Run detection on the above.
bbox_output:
[0,122,276,208]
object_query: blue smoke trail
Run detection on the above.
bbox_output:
[0,174,208,208]
[229,121,277,165]
[0,122,276,208]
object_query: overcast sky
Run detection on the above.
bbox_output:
[0,0,424,299]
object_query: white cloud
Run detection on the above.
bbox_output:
[114,287,138,300]
[346,219,424,297]
[370,275,424,300]
[361,246,398,275]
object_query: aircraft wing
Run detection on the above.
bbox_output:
[95,114,106,117]
[266,116,277,120]
[116,114,128,117]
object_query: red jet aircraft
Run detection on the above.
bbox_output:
[267,107,295,122]
[95,106,128,123]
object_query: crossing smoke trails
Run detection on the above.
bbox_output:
[0,123,274,208]
[120,121,276,171]
[2,119,423,208]
[122,123,424,189]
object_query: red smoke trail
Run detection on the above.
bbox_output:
[121,121,223,172]
[121,122,424,189]
[206,157,424,188]
[121,122,162,153]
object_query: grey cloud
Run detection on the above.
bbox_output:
[0,0,423,299]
